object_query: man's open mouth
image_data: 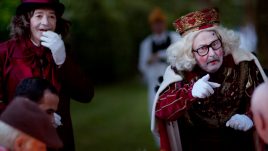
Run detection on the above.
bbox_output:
[39,29,48,32]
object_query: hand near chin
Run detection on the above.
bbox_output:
[40,31,66,65]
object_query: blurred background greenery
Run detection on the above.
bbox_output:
[71,79,157,151]
[1,0,267,83]
[0,0,267,150]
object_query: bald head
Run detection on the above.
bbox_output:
[251,82,268,143]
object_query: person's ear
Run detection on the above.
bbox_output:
[260,113,266,130]
[14,134,27,151]
[255,112,268,143]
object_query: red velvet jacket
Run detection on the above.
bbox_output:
[0,38,94,151]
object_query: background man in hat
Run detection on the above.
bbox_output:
[138,7,180,118]
[0,0,94,150]
[151,7,268,151]
[0,97,63,151]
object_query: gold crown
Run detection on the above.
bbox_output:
[173,7,220,36]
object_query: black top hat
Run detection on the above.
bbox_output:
[16,0,65,16]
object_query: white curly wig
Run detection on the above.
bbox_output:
[167,26,240,71]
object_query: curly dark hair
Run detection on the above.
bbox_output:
[14,77,58,103]
[10,7,71,40]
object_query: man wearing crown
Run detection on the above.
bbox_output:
[151,7,268,151]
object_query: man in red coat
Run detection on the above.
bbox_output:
[0,0,94,150]
[151,7,267,151]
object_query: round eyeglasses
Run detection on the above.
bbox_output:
[192,39,222,56]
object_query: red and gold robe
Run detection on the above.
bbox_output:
[151,50,268,151]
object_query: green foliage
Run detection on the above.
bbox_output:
[0,0,19,41]
[63,0,151,83]
[61,0,247,83]
[0,0,249,82]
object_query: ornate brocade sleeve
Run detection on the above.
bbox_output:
[155,82,195,121]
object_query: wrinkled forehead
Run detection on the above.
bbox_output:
[195,30,218,41]
[193,30,219,47]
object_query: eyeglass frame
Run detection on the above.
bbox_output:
[192,39,223,56]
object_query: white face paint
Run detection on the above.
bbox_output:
[30,8,57,45]
[192,30,224,73]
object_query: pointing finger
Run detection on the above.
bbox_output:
[201,74,210,81]
[208,82,221,88]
